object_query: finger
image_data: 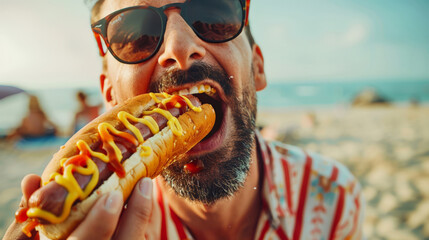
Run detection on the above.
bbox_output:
[68,191,123,240]
[3,221,37,240]
[3,175,41,240]
[114,178,153,240]
[21,174,41,202]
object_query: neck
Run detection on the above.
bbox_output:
[159,147,262,240]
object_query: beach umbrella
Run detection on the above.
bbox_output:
[0,85,26,100]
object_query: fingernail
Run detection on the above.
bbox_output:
[105,191,123,213]
[138,178,153,199]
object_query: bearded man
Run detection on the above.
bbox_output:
[4,0,364,239]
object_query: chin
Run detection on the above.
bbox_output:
[152,62,258,204]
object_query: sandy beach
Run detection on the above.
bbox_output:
[258,105,429,240]
[1,105,428,239]
[0,141,57,237]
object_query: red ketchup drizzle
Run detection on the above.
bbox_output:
[164,95,187,110]
[64,154,88,168]
[15,207,29,223]
[102,131,138,178]
[184,160,204,174]
[104,143,126,178]
[16,207,39,237]
[13,94,199,238]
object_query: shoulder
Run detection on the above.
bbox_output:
[261,140,365,239]
[266,140,358,190]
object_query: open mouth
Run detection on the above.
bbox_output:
[169,82,227,155]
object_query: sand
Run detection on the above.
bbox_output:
[258,105,429,239]
[0,141,57,237]
[1,105,428,239]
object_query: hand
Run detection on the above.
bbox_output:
[3,174,42,240]
[2,175,153,240]
[70,177,153,240]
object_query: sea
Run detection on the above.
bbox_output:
[257,79,429,109]
[1,79,428,136]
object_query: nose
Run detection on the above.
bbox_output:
[158,12,206,70]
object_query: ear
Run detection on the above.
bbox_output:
[252,44,267,91]
[100,74,117,109]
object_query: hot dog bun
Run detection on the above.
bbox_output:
[27,93,215,239]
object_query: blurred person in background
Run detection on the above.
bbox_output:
[71,90,101,133]
[7,95,57,140]
[4,0,365,239]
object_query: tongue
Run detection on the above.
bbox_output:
[192,93,223,140]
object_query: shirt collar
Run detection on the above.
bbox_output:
[255,130,282,228]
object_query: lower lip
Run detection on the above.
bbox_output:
[187,103,228,156]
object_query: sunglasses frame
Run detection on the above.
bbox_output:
[91,0,251,64]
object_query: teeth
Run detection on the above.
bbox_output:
[189,86,199,94]
[171,84,217,96]
[178,89,189,95]
[198,85,205,93]
[204,85,211,92]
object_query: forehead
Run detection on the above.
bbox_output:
[100,0,186,16]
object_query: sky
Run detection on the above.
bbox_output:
[0,0,428,90]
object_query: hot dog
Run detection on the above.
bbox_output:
[14,92,216,240]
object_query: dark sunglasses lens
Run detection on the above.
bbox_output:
[107,8,162,63]
[183,0,243,42]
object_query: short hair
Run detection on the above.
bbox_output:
[90,1,256,47]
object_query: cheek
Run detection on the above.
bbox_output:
[106,57,155,101]
[218,40,253,99]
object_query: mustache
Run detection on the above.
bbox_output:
[149,62,233,97]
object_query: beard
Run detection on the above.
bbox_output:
[149,62,258,205]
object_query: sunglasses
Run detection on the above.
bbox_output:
[91,0,251,64]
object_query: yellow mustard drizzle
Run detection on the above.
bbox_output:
[143,108,183,136]
[98,122,138,164]
[28,140,101,223]
[140,146,152,157]
[182,95,202,113]
[118,111,159,143]
[26,93,202,224]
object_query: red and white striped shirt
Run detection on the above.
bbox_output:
[150,131,365,239]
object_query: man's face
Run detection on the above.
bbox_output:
[98,0,266,204]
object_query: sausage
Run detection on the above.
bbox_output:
[28,95,200,221]
[16,92,216,240]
